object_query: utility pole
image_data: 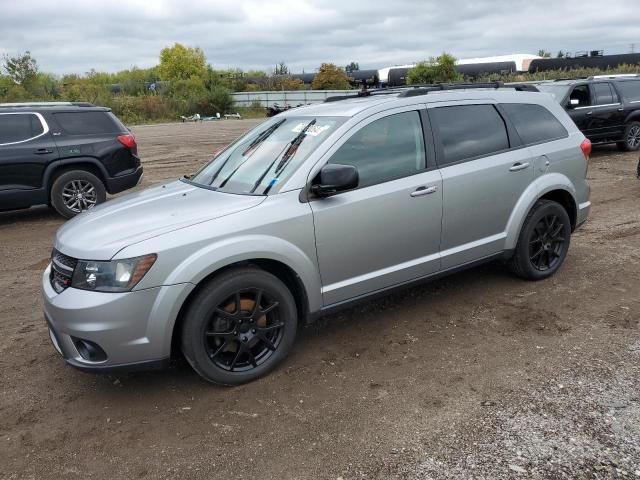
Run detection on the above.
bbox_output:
[631,43,636,54]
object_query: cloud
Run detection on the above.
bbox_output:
[0,0,637,75]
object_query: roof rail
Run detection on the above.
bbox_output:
[0,101,96,108]
[587,74,640,80]
[553,77,588,82]
[324,82,540,103]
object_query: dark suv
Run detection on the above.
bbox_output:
[537,75,640,151]
[0,102,142,218]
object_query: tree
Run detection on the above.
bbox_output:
[345,62,359,73]
[406,53,462,85]
[556,50,565,58]
[537,49,552,58]
[2,51,38,84]
[272,76,304,90]
[311,63,351,90]
[158,43,206,81]
[274,62,289,75]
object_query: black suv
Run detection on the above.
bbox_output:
[0,102,142,218]
[537,75,640,151]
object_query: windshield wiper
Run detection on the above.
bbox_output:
[208,119,286,187]
[251,119,317,195]
[217,119,287,189]
[242,118,285,156]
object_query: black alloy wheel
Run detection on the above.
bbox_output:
[204,289,284,372]
[181,267,297,385]
[510,199,572,280]
[528,214,566,272]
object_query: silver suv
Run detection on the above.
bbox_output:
[43,85,591,385]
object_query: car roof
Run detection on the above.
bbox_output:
[0,102,110,113]
[280,88,552,118]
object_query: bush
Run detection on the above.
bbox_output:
[407,53,462,85]
[312,63,351,90]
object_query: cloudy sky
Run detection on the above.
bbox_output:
[0,0,637,75]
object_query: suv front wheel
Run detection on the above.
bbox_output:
[617,121,640,152]
[50,170,107,219]
[510,199,572,280]
[181,267,298,385]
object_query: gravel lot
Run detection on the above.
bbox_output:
[1,120,639,480]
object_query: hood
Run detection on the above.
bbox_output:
[55,180,265,260]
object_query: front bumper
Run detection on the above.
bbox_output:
[42,265,194,373]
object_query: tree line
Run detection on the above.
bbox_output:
[0,44,356,123]
[3,45,638,124]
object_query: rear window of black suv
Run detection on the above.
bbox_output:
[501,103,568,146]
[53,111,125,135]
[615,80,640,103]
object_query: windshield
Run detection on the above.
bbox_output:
[188,116,345,195]
[537,84,571,103]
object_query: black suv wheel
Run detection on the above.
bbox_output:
[510,200,572,280]
[50,170,107,219]
[181,267,298,385]
[617,121,640,152]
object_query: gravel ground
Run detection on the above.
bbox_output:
[1,120,639,480]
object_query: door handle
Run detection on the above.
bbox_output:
[586,111,593,116]
[509,162,530,172]
[34,148,53,154]
[618,107,624,112]
[410,185,438,197]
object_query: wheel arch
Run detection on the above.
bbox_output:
[169,258,312,359]
[505,173,578,250]
[44,158,108,194]
[623,112,640,125]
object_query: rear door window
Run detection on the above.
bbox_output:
[0,113,45,144]
[592,83,618,105]
[501,103,568,145]
[430,104,509,166]
[53,111,123,135]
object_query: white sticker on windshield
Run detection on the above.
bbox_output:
[291,123,331,137]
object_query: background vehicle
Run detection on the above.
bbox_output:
[537,76,640,151]
[43,84,591,385]
[0,102,142,218]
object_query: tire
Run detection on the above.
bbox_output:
[510,200,572,281]
[50,170,107,219]
[181,267,298,386]
[616,121,640,152]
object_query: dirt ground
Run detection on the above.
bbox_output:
[1,120,639,480]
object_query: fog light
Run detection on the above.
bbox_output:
[72,337,107,362]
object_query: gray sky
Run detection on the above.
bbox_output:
[0,0,638,75]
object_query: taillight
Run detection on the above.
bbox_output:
[580,138,591,161]
[117,133,137,149]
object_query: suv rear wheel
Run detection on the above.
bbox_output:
[50,170,107,219]
[181,267,298,385]
[617,121,640,152]
[510,199,571,280]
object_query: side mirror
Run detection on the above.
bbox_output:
[311,164,359,197]
[568,98,580,108]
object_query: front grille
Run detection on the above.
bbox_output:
[50,249,78,293]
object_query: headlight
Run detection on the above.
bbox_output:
[71,254,157,292]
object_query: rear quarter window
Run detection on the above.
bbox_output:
[615,80,640,103]
[501,103,568,145]
[53,111,124,135]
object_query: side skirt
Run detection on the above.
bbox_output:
[309,250,513,322]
